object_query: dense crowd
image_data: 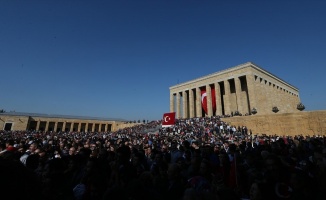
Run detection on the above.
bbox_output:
[1,116,326,200]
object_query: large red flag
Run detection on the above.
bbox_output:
[201,87,216,114]
[162,112,176,127]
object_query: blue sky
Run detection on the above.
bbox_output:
[1,0,325,121]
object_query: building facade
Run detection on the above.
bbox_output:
[0,112,132,132]
[169,62,302,118]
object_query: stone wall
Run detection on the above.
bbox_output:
[0,114,136,132]
[0,115,29,131]
[222,110,326,136]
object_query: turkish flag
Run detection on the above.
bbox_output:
[162,112,176,127]
[201,87,216,114]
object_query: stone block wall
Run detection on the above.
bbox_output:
[223,110,326,136]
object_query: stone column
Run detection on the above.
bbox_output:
[85,123,89,132]
[77,123,81,132]
[189,89,195,118]
[92,123,95,132]
[214,82,222,116]
[246,74,257,114]
[62,122,66,132]
[104,124,108,132]
[45,121,49,132]
[224,80,231,115]
[234,77,243,114]
[170,92,175,113]
[36,120,40,131]
[54,122,58,132]
[206,84,213,117]
[182,91,188,118]
[70,123,74,132]
[176,92,181,119]
[99,123,102,132]
[196,87,202,117]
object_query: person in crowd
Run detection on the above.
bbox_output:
[20,141,38,165]
[1,116,326,200]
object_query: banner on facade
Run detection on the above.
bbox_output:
[201,87,216,114]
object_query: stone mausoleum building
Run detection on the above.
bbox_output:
[170,62,302,119]
[0,112,130,132]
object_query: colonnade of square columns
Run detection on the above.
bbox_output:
[170,75,254,119]
[33,120,112,132]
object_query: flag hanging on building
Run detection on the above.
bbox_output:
[201,87,216,114]
[162,112,176,127]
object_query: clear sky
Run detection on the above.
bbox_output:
[1,0,325,121]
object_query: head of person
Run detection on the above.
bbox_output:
[29,142,38,153]
[116,145,131,164]
[68,147,76,156]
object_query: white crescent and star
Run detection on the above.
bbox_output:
[164,116,170,122]
[201,92,207,103]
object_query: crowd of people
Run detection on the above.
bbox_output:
[1,116,326,200]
